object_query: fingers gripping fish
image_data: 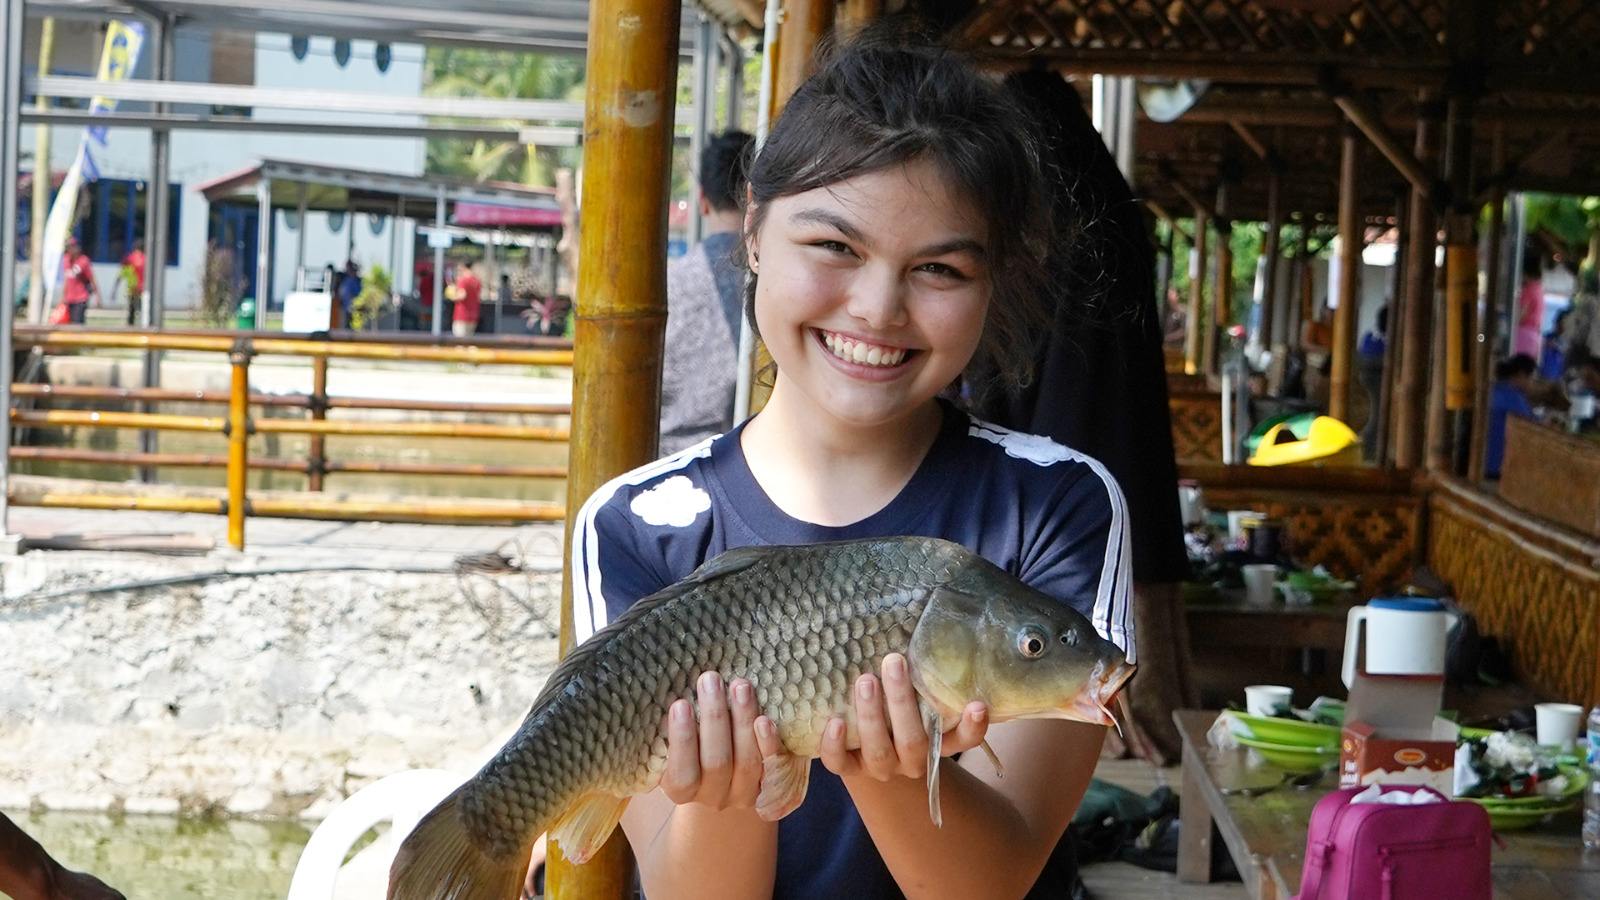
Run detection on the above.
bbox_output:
[387,536,1134,900]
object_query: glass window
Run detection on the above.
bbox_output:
[78,178,183,266]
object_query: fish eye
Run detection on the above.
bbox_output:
[1018,628,1048,658]
[1060,627,1079,646]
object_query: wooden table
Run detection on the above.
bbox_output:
[1185,596,1358,653]
[1174,709,1600,899]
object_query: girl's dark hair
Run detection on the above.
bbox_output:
[742,24,1051,398]
[1495,353,1537,380]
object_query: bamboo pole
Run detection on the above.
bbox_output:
[1434,92,1479,474]
[1209,182,1233,378]
[13,329,573,366]
[227,340,252,550]
[773,0,835,117]
[8,382,570,416]
[1330,124,1361,423]
[254,419,568,440]
[1377,192,1408,466]
[1259,168,1283,351]
[27,17,55,325]
[1185,209,1208,375]
[8,447,568,480]
[10,409,224,432]
[1393,95,1443,469]
[551,0,683,893]
[1469,130,1507,481]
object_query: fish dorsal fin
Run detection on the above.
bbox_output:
[754,751,812,822]
[681,545,768,584]
[549,792,630,865]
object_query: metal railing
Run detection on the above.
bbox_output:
[9,326,575,549]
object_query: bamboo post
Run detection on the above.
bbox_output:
[1259,168,1283,352]
[1469,130,1507,481]
[551,0,683,894]
[1393,95,1443,470]
[1433,92,1478,474]
[307,354,328,491]
[773,0,835,117]
[1204,183,1232,377]
[1330,123,1361,423]
[226,339,252,551]
[1185,209,1208,376]
[1376,192,1408,466]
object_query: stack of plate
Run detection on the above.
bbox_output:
[1461,766,1589,830]
[1227,711,1342,773]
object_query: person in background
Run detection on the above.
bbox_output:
[447,259,482,338]
[1357,305,1388,459]
[0,811,125,900]
[1514,253,1544,359]
[658,129,755,455]
[119,239,146,326]
[1486,353,1538,479]
[337,260,362,328]
[59,237,100,325]
[1541,308,1570,381]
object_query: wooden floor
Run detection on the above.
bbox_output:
[1080,757,1247,900]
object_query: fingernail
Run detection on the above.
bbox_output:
[756,716,775,741]
[700,671,722,696]
[827,718,845,741]
[732,681,751,705]
[885,654,906,681]
[968,704,987,724]
[672,700,691,723]
[858,676,876,700]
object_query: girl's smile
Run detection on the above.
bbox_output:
[747,158,991,433]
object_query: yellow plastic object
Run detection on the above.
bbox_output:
[1248,415,1362,467]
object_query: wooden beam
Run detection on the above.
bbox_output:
[773,0,834,117]
[1228,120,1271,161]
[1469,127,1507,482]
[1333,93,1434,199]
[1259,169,1284,348]
[950,0,1034,49]
[1185,209,1209,376]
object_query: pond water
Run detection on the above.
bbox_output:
[15,810,310,900]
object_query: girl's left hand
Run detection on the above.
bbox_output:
[818,652,988,782]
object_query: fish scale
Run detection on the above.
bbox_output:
[388,536,1132,900]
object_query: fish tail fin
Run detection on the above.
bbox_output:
[388,787,531,900]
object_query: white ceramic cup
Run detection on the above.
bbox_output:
[1245,684,1294,718]
[1241,563,1278,607]
[1535,702,1584,749]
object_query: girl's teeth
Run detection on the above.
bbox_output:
[824,332,904,367]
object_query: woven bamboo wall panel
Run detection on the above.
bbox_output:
[1429,502,1600,707]
[1170,392,1224,463]
[1200,489,1419,591]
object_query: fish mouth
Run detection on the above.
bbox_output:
[1061,660,1137,728]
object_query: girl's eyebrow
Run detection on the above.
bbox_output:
[788,207,987,259]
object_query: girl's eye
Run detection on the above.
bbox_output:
[813,240,853,255]
[917,262,971,281]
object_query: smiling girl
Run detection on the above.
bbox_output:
[570,29,1133,900]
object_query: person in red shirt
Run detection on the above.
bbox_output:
[447,259,482,338]
[120,239,146,326]
[60,237,100,324]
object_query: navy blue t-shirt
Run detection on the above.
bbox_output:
[570,401,1132,900]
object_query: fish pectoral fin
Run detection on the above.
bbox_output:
[754,751,811,822]
[549,792,629,866]
[924,707,944,828]
[979,739,1004,778]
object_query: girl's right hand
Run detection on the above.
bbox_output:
[658,672,784,812]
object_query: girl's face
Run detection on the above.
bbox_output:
[747,158,991,431]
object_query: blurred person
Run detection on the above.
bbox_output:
[119,239,145,326]
[338,260,363,328]
[1357,306,1388,458]
[59,237,100,325]
[0,811,125,900]
[1514,253,1544,359]
[658,129,755,455]
[1486,353,1538,479]
[447,259,482,338]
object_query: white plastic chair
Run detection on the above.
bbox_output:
[286,768,466,900]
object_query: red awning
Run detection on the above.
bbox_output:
[452,201,563,228]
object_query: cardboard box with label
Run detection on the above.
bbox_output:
[1338,673,1459,794]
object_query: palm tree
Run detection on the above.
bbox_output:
[424,49,585,187]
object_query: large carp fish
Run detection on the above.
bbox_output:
[388,536,1133,900]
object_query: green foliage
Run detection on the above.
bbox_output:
[350,264,392,331]
[197,243,240,327]
[424,49,586,186]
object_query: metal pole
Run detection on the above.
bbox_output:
[140,15,174,479]
[721,33,742,130]
[27,16,56,325]
[307,355,327,491]
[432,188,446,336]
[1,0,27,546]
[256,176,273,318]
[295,182,308,288]
[688,15,715,246]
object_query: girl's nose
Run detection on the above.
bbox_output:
[845,268,909,330]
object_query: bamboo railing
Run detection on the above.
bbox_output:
[9,327,574,549]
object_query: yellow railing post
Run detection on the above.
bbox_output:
[226,338,253,550]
